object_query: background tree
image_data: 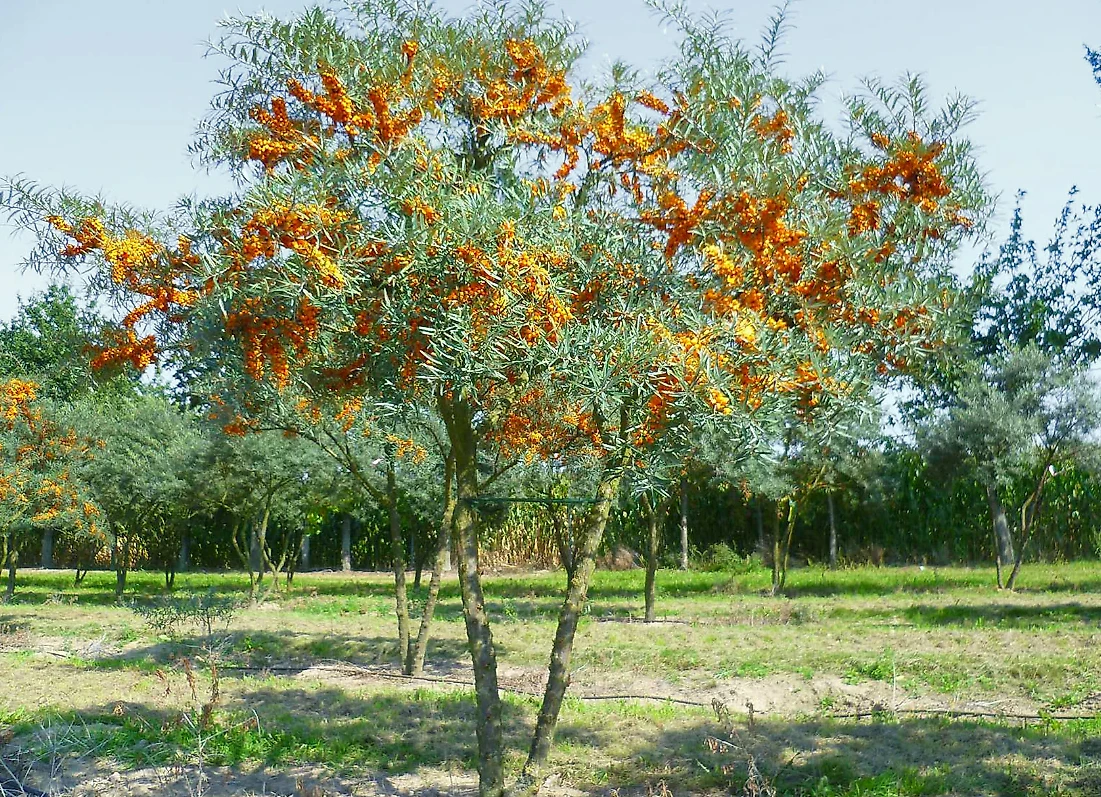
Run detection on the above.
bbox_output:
[0,379,101,600]
[920,346,1101,589]
[0,285,110,402]
[70,392,202,598]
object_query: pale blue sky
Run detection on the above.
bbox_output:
[2,0,1099,321]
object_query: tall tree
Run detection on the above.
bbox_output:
[3,2,987,792]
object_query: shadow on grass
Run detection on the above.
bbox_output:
[899,601,1101,629]
[646,711,1101,796]
[90,628,481,677]
[9,683,1100,796]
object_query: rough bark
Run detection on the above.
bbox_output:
[678,474,689,570]
[340,513,353,572]
[524,449,627,776]
[407,452,456,676]
[986,484,1015,589]
[442,398,504,797]
[642,494,666,623]
[386,458,413,672]
[779,499,797,592]
[827,491,838,570]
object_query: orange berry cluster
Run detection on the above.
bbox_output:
[47,216,199,372]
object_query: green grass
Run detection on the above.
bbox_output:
[2,562,1101,794]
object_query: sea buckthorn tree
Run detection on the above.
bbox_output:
[0,379,101,601]
[3,0,988,790]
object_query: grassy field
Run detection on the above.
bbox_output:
[2,563,1101,796]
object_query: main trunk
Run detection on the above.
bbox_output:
[442,398,504,797]
[41,527,54,570]
[407,453,456,677]
[827,492,838,570]
[779,499,797,591]
[678,474,689,570]
[643,495,663,623]
[986,484,1015,588]
[115,536,129,601]
[770,501,782,596]
[386,459,413,672]
[256,502,278,598]
[340,513,353,572]
[524,452,626,776]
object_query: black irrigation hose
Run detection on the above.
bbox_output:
[0,776,50,797]
[831,707,1101,722]
[221,661,1101,720]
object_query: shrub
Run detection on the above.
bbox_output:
[696,544,762,574]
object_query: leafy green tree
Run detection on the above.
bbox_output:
[0,285,103,401]
[920,346,1101,589]
[970,193,1101,366]
[69,392,204,597]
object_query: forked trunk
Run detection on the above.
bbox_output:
[229,519,258,604]
[1005,470,1050,591]
[524,450,627,776]
[442,398,504,797]
[386,458,412,672]
[407,452,456,676]
[986,484,1014,589]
